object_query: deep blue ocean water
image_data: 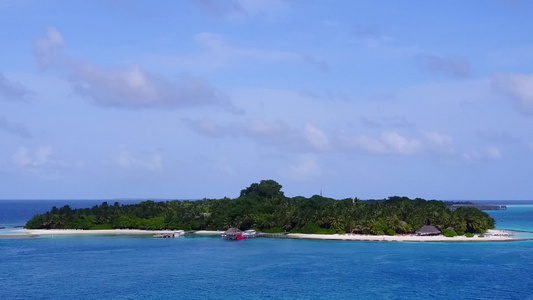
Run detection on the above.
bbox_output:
[1,200,533,300]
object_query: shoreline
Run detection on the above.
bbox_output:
[9,229,225,236]
[4,228,527,242]
[286,230,521,242]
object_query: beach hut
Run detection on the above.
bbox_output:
[351,225,363,235]
[415,225,441,236]
[222,227,244,240]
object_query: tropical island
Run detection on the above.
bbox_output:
[23,180,501,241]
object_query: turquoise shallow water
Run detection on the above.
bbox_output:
[1,200,532,299]
[487,205,533,239]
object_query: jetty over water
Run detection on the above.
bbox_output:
[221,228,289,240]
[153,230,188,238]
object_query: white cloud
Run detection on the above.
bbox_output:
[33,27,63,68]
[340,130,458,157]
[11,146,66,179]
[184,118,296,144]
[13,146,53,167]
[114,149,163,171]
[346,131,423,155]
[462,146,502,161]
[282,155,321,181]
[10,146,81,179]
[348,135,388,154]
[241,119,303,148]
[492,73,533,114]
[422,131,455,155]
[33,27,236,111]
[423,131,453,147]
[486,146,502,160]
[381,132,423,154]
[185,116,458,157]
[304,124,329,151]
[71,64,234,110]
[340,129,506,162]
[184,118,329,152]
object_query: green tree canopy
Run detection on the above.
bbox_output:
[25,180,496,235]
[240,180,284,199]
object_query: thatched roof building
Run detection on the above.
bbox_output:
[225,227,243,234]
[351,225,363,234]
[415,225,441,236]
[222,227,243,240]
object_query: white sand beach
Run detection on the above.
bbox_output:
[11,228,519,242]
[287,229,516,242]
[13,229,227,236]
[14,229,179,235]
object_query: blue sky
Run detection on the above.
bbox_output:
[1,0,532,200]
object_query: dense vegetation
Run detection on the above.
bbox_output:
[25,180,495,234]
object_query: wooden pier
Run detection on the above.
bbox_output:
[255,232,289,238]
[153,230,187,238]
[222,228,289,240]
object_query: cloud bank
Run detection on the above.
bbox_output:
[184,117,464,158]
[33,28,236,111]
[183,118,329,152]
[71,65,234,110]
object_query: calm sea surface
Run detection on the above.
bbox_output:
[1,200,532,300]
